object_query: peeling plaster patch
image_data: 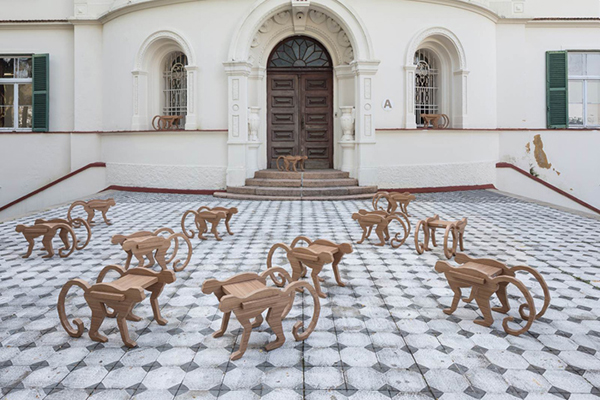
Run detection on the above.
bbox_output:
[533,134,552,169]
[525,142,531,153]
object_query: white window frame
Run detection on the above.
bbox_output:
[568,52,600,129]
[0,55,33,131]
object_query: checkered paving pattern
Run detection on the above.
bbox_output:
[1,190,600,400]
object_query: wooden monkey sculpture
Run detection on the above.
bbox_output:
[421,114,450,129]
[372,191,416,217]
[181,206,238,241]
[202,267,320,360]
[111,228,192,271]
[15,217,91,259]
[58,265,176,347]
[267,236,352,298]
[435,253,550,336]
[415,215,467,259]
[276,155,308,172]
[67,198,116,226]
[351,210,409,248]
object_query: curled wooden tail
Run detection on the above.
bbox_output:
[154,228,177,265]
[287,281,320,341]
[169,233,193,272]
[414,220,429,254]
[67,201,87,224]
[71,218,91,250]
[389,215,409,248]
[511,265,551,320]
[261,266,293,287]
[266,243,293,287]
[57,279,92,338]
[181,210,199,239]
[490,276,536,336]
[57,225,77,258]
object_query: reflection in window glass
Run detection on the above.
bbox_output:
[18,84,32,128]
[568,81,584,126]
[0,84,14,106]
[16,58,32,79]
[0,55,34,130]
[0,58,15,78]
[568,52,600,128]
[587,81,600,127]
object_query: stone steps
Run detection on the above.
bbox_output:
[215,169,377,201]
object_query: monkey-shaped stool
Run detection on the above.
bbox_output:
[276,155,308,172]
[435,253,550,336]
[182,206,238,241]
[372,191,416,217]
[67,198,116,226]
[352,210,409,248]
[415,215,467,259]
[202,267,320,360]
[267,236,352,298]
[15,217,91,258]
[111,228,192,271]
[58,265,176,347]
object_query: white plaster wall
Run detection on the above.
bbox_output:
[374,130,499,188]
[101,131,228,189]
[0,0,73,20]
[0,134,72,207]
[352,0,498,129]
[0,26,74,131]
[526,0,600,17]
[499,130,600,210]
[496,168,592,214]
[100,0,245,131]
[497,24,600,128]
[0,168,107,222]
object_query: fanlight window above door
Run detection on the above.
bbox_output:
[269,37,331,68]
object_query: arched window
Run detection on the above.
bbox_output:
[163,52,187,125]
[414,49,439,126]
[268,37,331,68]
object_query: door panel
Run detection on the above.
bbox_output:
[267,70,333,169]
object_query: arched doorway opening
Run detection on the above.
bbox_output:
[266,36,334,169]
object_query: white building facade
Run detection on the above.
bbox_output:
[1,0,599,216]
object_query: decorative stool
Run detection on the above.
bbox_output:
[420,113,450,129]
[372,191,416,217]
[276,155,308,172]
[415,215,467,259]
[15,217,91,259]
[111,228,192,271]
[267,236,352,298]
[67,198,116,226]
[435,253,550,336]
[58,265,176,347]
[182,206,238,241]
[202,267,320,360]
[351,210,409,248]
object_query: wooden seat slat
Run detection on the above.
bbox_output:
[223,280,265,298]
[110,275,158,291]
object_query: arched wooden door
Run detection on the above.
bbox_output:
[267,36,334,169]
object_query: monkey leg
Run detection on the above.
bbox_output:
[430,229,437,247]
[86,209,96,226]
[210,220,222,241]
[41,233,55,258]
[252,314,264,328]
[331,252,346,288]
[225,214,234,235]
[59,228,71,251]
[149,283,168,325]
[116,306,137,348]
[492,283,511,314]
[265,305,287,351]
[357,225,369,244]
[474,290,495,327]
[22,236,36,258]
[374,224,387,246]
[311,269,327,299]
[101,209,112,225]
[213,311,231,338]
[231,316,254,360]
[87,300,109,343]
[443,284,463,315]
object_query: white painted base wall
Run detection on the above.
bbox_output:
[0,167,107,222]
[496,168,592,214]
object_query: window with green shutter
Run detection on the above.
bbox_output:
[32,53,49,132]
[546,51,568,129]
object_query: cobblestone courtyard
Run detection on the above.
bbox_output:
[1,190,600,400]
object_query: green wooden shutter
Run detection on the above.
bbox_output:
[546,51,568,129]
[32,53,49,132]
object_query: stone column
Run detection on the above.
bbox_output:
[351,60,380,186]
[131,70,148,130]
[246,106,261,178]
[184,65,199,130]
[453,69,470,128]
[404,64,417,129]
[224,61,252,187]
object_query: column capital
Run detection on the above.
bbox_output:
[350,60,380,75]
[223,61,253,76]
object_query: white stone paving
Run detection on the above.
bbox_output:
[1,190,600,399]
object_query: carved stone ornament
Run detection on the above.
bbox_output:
[339,106,355,141]
[248,107,261,141]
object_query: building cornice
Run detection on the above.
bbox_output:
[0,20,72,30]
[405,0,500,23]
